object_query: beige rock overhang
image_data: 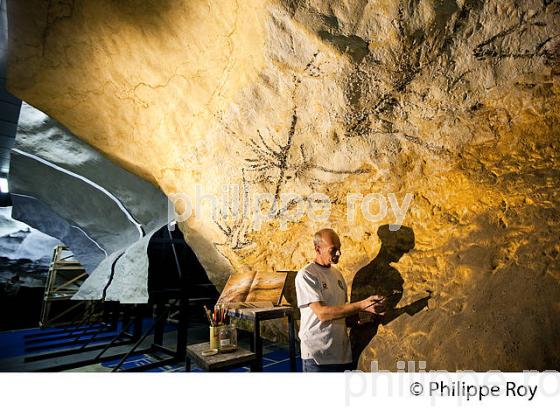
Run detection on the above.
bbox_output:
[6,0,560,370]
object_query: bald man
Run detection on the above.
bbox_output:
[295,228,385,372]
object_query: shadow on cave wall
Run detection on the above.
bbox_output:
[108,0,180,27]
[349,224,431,370]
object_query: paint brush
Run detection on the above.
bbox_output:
[362,290,403,310]
[362,297,386,310]
[203,305,214,326]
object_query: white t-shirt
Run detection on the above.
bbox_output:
[295,261,352,365]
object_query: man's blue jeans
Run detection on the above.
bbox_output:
[302,358,353,372]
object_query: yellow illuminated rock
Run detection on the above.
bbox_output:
[6,0,560,370]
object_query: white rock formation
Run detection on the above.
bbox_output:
[10,102,170,302]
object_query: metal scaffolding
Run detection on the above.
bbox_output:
[40,245,91,328]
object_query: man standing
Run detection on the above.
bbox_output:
[295,228,384,372]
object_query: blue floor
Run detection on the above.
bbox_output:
[98,345,302,372]
[0,326,45,359]
[0,321,302,372]
[0,318,171,358]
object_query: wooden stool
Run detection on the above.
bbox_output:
[186,342,256,372]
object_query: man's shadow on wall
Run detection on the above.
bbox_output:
[348,224,431,370]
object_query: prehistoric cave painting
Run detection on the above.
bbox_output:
[342,54,448,153]
[212,169,253,250]
[302,51,323,78]
[243,51,373,210]
[341,0,458,141]
[342,0,559,154]
[245,109,297,204]
[294,143,371,189]
[244,50,376,194]
[473,3,559,62]
[348,224,431,369]
[243,52,323,206]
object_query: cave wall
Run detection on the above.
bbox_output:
[5,0,560,370]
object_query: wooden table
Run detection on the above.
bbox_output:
[228,306,297,372]
[186,342,256,372]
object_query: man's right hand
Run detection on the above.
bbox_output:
[360,295,386,315]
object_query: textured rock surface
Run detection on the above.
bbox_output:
[6,0,560,370]
[0,206,59,286]
[9,102,169,302]
[10,194,107,273]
